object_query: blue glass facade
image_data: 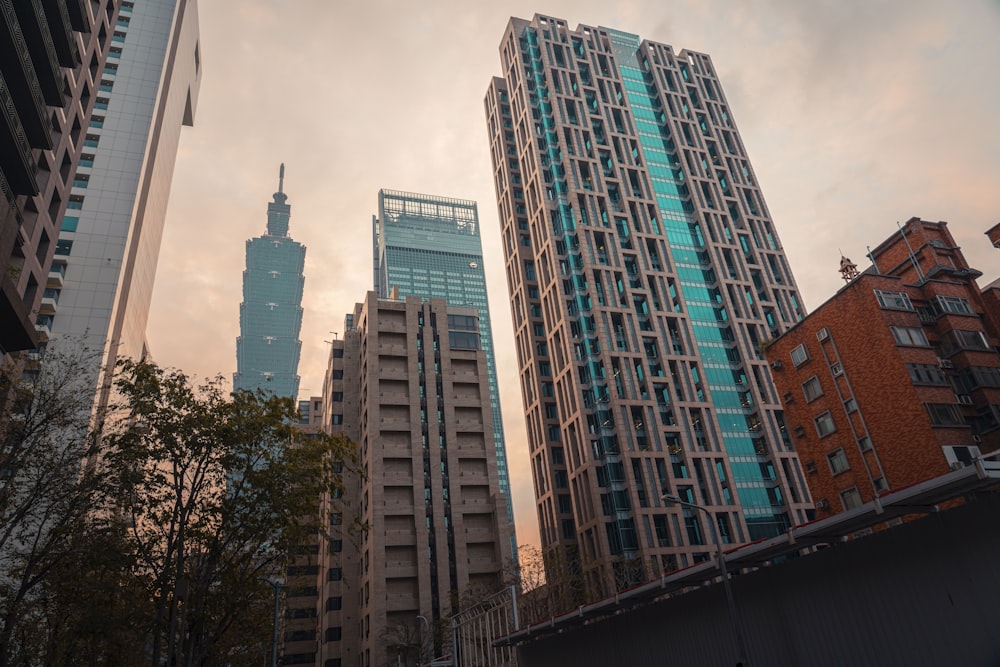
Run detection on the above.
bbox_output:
[234,165,305,399]
[373,190,515,529]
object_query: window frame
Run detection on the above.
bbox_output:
[874,289,914,311]
[890,326,930,347]
[826,448,850,475]
[814,411,836,438]
[802,375,823,402]
[790,343,809,367]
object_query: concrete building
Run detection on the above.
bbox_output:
[234,164,305,399]
[322,293,514,667]
[1,0,114,358]
[373,190,515,539]
[484,15,811,597]
[44,0,200,410]
[765,218,1000,517]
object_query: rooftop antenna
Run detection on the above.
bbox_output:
[278,163,284,194]
[897,220,926,282]
[866,246,880,274]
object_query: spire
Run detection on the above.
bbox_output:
[267,163,290,236]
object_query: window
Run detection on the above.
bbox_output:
[790,344,809,366]
[873,477,888,492]
[814,411,836,437]
[931,295,973,316]
[890,326,929,347]
[326,596,342,611]
[331,414,343,425]
[906,364,949,386]
[844,398,858,413]
[325,627,342,642]
[925,403,964,427]
[840,487,863,511]
[942,329,989,353]
[830,362,843,377]
[332,370,343,379]
[826,448,849,475]
[328,567,342,582]
[875,290,913,311]
[802,376,823,402]
[331,392,343,401]
[858,435,872,451]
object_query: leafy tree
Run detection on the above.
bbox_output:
[98,359,358,666]
[0,344,105,667]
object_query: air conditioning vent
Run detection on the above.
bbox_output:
[770,360,783,371]
[816,499,830,510]
[816,328,829,341]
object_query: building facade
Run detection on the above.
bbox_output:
[234,164,305,399]
[43,0,200,410]
[485,15,812,596]
[373,189,515,536]
[1,0,115,358]
[323,293,514,667]
[765,218,1000,517]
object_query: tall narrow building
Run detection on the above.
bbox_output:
[43,0,200,410]
[485,15,812,597]
[321,293,514,667]
[373,190,516,538]
[1,0,116,359]
[234,165,305,399]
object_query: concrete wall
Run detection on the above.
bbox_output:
[517,493,1000,667]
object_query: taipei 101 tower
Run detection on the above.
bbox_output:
[234,165,306,399]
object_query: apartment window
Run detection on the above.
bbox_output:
[906,363,949,386]
[931,295,974,316]
[873,477,888,493]
[331,392,343,401]
[890,326,929,347]
[874,290,913,311]
[844,398,858,413]
[332,370,343,379]
[325,627,342,642]
[326,596,342,611]
[802,376,823,402]
[925,403,964,427]
[826,448,849,475]
[943,329,989,353]
[858,435,872,451]
[790,343,809,366]
[814,411,836,437]
[331,414,343,425]
[328,568,342,582]
[840,487,863,511]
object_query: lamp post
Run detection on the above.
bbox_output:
[662,493,749,667]
[416,615,430,667]
[262,578,285,667]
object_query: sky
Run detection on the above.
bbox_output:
[147,0,1000,549]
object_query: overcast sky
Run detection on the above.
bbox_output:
[147,0,1000,548]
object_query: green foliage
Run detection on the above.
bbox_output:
[0,354,359,666]
[100,359,358,665]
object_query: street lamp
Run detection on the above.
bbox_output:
[416,615,430,667]
[262,578,285,667]
[662,492,749,667]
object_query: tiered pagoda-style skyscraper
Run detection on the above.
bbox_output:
[234,165,305,399]
[485,15,813,596]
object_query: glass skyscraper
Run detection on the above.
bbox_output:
[373,190,515,530]
[485,15,812,597]
[234,165,305,399]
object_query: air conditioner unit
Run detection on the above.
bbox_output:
[770,360,783,370]
[956,394,973,405]
[938,358,954,369]
[831,363,843,377]
[816,499,830,510]
[816,328,829,341]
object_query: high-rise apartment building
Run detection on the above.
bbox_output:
[234,165,305,399]
[485,15,812,596]
[43,0,200,410]
[322,293,514,667]
[765,218,1000,517]
[1,1,114,359]
[373,189,515,534]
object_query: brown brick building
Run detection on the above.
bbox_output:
[765,218,1000,517]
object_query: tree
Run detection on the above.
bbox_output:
[505,544,587,627]
[0,344,105,667]
[100,359,358,666]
